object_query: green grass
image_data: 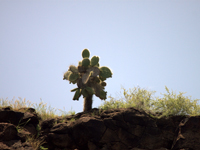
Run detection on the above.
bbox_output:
[99,86,200,118]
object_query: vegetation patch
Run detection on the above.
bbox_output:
[99,86,200,118]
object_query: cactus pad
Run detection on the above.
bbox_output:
[68,72,79,83]
[71,88,79,92]
[69,65,78,73]
[99,66,112,78]
[63,71,72,80]
[95,88,107,100]
[99,90,107,100]
[90,56,99,66]
[82,49,90,58]
[73,88,82,100]
[82,88,89,97]
[85,86,95,95]
[82,58,90,67]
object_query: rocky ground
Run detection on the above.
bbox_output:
[0,106,199,150]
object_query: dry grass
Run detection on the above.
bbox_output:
[0,97,75,120]
[0,97,33,110]
[26,135,47,150]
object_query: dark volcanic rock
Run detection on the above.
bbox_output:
[39,108,200,150]
[172,116,200,150]
[0,110,24,125]
[0,108,39,127]
[40,118,56,131]
[0,107,40,150]
[0,123,18,141]
[0,140,35,150]
[1,107,200,150]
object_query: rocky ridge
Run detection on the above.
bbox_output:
[0,107,199,150]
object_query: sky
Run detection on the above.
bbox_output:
[0,1,200,114]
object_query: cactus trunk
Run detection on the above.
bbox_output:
[83,94,93,112]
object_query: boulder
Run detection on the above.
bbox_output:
[0,123,18,141]
[0,107,40,150]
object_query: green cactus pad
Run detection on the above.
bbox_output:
[94,88,107,100]
[73,88,82,100]
[90,56,99,66]
[82,58,90,67]
[68,72,79,83]
[82,49,90,58]
[82,88,89,97]
[71,88,79,92]
[92,82,105,99]
[100,66,112,78]
[99,90,107,100]
[85,87,95,95]
[63,71,72,80]
[69,65,78,73]
[99,76,107,81]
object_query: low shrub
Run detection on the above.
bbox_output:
[100,86,200,117]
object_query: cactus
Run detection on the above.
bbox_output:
[99,90,107,100]
[63,48,112,112]
[99,66,112,78]
[82,58,90,67]
[83,94,93,112]
[82,49,90,58]
[90,56,99,66]
[73,88,82,100]
[69,65,78,73]
[82,71,93,84]
[68,72,79,83]
[85,86,95,95]
[87,67,100,77]
[63,71,71,80]
[101,81,107,87]
[82,88,89,97]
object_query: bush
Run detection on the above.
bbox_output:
[152,86,200,117]
[99,86,200,117]
[99,86,156,111]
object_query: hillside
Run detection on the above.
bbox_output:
[0,106,199,150]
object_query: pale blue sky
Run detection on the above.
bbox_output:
[0,1,200,113]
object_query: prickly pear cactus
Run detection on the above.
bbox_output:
[63,48,112,111]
